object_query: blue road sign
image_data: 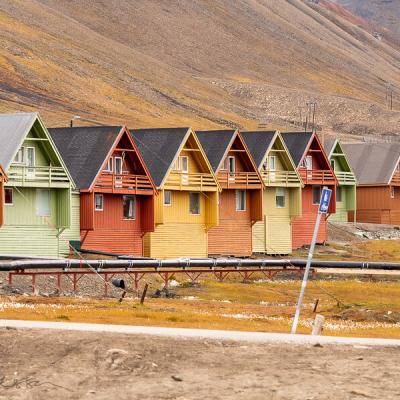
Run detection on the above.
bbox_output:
[318,187,332,214]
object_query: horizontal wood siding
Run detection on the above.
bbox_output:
[207,190,252,256]
[265,215,292,254]
[0,180,3,226]
[144,223,207,259]
[80,192,94,230]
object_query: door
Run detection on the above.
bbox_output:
[114,157,123,188]
[305,155,313,180]
[268,156,276,182]
[228,156,235,182]
[26,147,35,179]
[181,156,189,185]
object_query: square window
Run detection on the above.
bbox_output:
[336,186,342,202]
[276,187,285,208]
[189,192,200,215]
[236,190,246,211]
[312,186,321,205]
[164,190,172,206]
[36,189,51,216]
[5,188,13,205]
[123,195,136,219]
[95,194,104,211]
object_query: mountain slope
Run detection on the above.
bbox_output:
[0,0,399,138]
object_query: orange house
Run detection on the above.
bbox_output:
[281,132,336,249]
[197,130,263,256]
[49,126,156,255]
[343,142,400,224]
[0,165,7,227]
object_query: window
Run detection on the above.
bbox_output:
[95,194,104,211]
[36,189,50,216]
[302,155,313,170]
[115,157,123,175]
[5,188,13,205]
[276,188,285,208]
[336,186,342,202]
[164,190,172,206]
[26,147,35,168]
[123,196,136,219]
[312,186,321,205]
[228,156,235,174]
[268,156,276,170]
[391,187,395,199]
[181,156,189,173]
[236,190,246,211]
[189,192,200,215]
[14,147,24,164]
[173,157,180,171]
[104,158,113,172]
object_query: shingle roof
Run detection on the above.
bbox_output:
[241,131,276,168]
[342,143,400,185]
[281,132,313,167]
[0,112,37,170]
[130,128,190,187]
[49,126,123,189]
[196,130,236,172]
[323,138,337,157]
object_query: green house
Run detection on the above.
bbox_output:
[0,113,79,257]
[324,138,356,222]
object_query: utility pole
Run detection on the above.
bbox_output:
[306,101,317,133]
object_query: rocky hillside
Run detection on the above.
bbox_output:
[0,0,399,138]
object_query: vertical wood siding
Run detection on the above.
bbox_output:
[208,190,252,256]
[80,192,94,230]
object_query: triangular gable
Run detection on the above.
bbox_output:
[90,127,156,192]
[0,113,75,187]
[329,140,354,175]
[301,133,334,172]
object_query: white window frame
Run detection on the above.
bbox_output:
[26,147,35,167]
[95,194,104,211]
[391,187,395,199]
[104,158,113,172]
[4,188,13,206]
[189,192,200,215]
[305,155,313,170]
[14,147,25,164]
[268,156,276,170]
[173,157,180,171]
[235,190,246,211]
[164,190,172,206]
[276,187,285,208]
[123,195,136,220]
[114,157,123,175]
[180,156,189,173]
[36,189,51,217]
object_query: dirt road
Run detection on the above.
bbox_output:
[1,325,400,399]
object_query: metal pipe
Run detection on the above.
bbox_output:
[1,258,400,272]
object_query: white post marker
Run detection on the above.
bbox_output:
[291,186,332,334]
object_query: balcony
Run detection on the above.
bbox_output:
[299,169,336,185]
[165,172,217,191]
[7,165,70,188]
[217,171,262,189]
[95,173,153,194]
[334,171,356,185]
[261,170,301,187]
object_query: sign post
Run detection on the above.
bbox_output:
[291,187,332,334]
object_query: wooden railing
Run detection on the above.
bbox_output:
[166,172,217,191]
[299,169,336,185]
[261,170,300,186]
[217,171,261,188]
[7,165,70,186]
[95,173,153,192]
[334,171,356,184]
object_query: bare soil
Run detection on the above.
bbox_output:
[0,327,399,400]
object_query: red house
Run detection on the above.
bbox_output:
[49,126,156,255]
[281,132,336,249]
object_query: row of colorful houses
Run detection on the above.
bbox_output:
[0,112,398,259]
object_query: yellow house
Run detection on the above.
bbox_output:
[242,131,302,254]
[130,128,219,259]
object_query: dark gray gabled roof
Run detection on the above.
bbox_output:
[241,131,276,168]
[130,128,190,187]
[0,112,37,170]
[342,143,400,185]
[49,126,123,189]
[196,130,236,172]
[281,132,313,167]
[323,138,337,157]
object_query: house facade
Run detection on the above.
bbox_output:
[0,165,7,227]
[50,126,155,255]
[281,132,336,249]
[197,130,263,256]
[343,143,400,225]
[0,113,79,257]
[243,131,302,254]
[324,138,356,223]
[131,128,219,259]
